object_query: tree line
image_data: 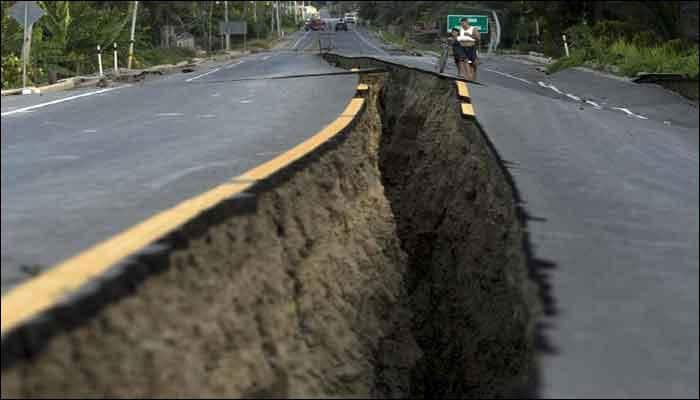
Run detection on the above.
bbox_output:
[357,1,698,55]
[1,1,301,88]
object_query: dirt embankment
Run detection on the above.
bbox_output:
[2,61,538,398]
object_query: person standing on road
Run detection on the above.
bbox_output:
[450,27,469,80]
[459,17,480,80]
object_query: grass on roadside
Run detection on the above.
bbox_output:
[135,47,198,68]
[371,25,444,55]
[378,29,408,48]
[548,38,699,78]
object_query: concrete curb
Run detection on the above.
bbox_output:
[502,53,554,65]
[0,88,28,96]
[37,78,77,94]
[1,78,77,96]
[1,57,214,97]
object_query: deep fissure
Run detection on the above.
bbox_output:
[368,67,539,397]
[2,62,539,399]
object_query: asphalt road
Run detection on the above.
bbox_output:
[312,24,699,398]
[1,37,358,293]
[470,57,699,398]
[2,18,698,398]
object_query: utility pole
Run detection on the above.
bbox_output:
[127,1,138,70]
[21,3,28,89]
[208,1,214,53]
[276,1,281,37]
[271,1,275,36]
[253,1,258,39]
[293,1,298,24]
[224,1,230,51]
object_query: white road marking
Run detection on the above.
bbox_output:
[0,86,129,117]
[483,68,532,84]
[535,82,648,121]
[292,30,311,50]
[185,67,222,82]
[197,114,216,118]
[585,100,602,109]
[612,107,648,120]
[261,55,271,61]
[212,93,221,97]
[156,113,184,117]
[147,162,231,190]
[224,60,242,69]
[240,100,253,104]
[538,81,564,94]
[256,151,281,156]
[82,129,98,133]
[47,155,80,161]
[353,28,389,56]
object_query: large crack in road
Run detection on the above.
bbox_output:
[2,59,539,398]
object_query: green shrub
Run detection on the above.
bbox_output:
[664,38,686,54]
[247,39,273,50]
[631,31,658,48]
[547,48,586,73]
[1,54,22,89]
[548,36,699,78]
[564,24,593,52]
[1,53,48,88]
[136,47,197,67]
[591,20,640,45]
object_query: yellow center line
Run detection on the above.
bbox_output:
[1,97,366,336]
[456,81,470,100]
[461,102,476,118]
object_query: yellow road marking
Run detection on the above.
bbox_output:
[456,81,470,100]
[1,97,366,336]
[340,97,364,116]
[461,102,475,117]
[351,68,359,72]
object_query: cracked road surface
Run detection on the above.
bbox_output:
[1,40,358,293]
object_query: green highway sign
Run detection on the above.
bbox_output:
[446,15,488,34]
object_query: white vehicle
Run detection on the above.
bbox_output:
[344,12,358,24]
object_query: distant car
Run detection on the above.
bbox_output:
[344,12,357,23]
[335,19,348,31]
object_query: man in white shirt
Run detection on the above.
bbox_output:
[458,17,480,80]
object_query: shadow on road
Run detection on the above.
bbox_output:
[0,191,258,371]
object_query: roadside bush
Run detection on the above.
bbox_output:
[591,20,641,45]
[246,39,273,50]
[631,31,658,48]
[1,54,47,89]
[1,54,22,89]
[564,23,594,52]
[514,42,544,54]
[548,37,699,78]
[137,47,197,67]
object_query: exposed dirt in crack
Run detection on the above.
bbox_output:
[372,66,538,398]
[1,62,539,399]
